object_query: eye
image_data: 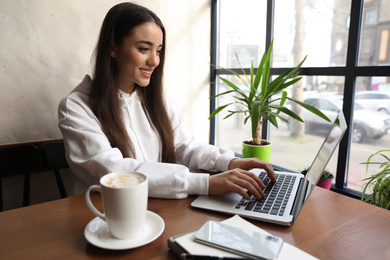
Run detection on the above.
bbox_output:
[138,47,149,52]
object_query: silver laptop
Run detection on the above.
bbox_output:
[192,111,347,226]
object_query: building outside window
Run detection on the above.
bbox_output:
[364,10,378,26]
[211,0,390,197]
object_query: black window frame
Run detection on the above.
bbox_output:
[209,0,390,199]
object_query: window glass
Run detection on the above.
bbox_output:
[269,76,345,178]
[349,77,390,192]
[359,0,390,66]
[217,0,266,68]
[215,0,390,197]
[273,0,351,67]
[214,75,250,152]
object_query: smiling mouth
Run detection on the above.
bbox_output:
[141,69,152,74]
[140,68,153,79]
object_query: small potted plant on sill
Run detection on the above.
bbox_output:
[301,167,334,190]
[210,40,330,162]
[361,149,390,210]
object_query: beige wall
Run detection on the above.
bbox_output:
[0,0,211,145]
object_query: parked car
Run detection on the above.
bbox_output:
[302,96,390,143]
[355,91,390,114]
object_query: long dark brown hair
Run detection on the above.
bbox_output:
[89,2,176,163]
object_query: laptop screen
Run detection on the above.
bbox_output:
[301,111,347,203]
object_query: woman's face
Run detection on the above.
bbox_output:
[111,22,163,93]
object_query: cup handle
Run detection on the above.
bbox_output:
[85,185,106,221]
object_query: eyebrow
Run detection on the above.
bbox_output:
[136,40,163,47]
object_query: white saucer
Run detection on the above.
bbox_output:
[84,211,165,250]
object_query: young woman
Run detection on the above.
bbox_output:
[58,2,275,199]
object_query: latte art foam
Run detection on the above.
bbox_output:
[105,173,142,188]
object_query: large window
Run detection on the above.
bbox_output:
[210,0,390,197]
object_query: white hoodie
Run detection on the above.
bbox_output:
[58,75,235,199]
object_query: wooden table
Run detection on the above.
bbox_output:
[0,187,389,260]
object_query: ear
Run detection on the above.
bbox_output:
[111,46,117,58]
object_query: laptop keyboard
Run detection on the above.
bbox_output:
[235,172,296,216]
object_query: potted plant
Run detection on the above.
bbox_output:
[361,149,390,210]
[210,40,330,161]
[301,167,334,190]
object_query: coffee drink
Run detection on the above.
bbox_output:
[104,172,143,188]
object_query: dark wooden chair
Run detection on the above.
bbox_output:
[0,145,40,211]
[41,141,68,199]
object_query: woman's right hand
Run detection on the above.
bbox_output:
[208,169,266,200]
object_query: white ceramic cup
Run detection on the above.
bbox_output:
[85,171,148,239]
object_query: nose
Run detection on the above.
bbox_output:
[147,51,160,67]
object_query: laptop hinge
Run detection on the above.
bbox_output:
[290,178,308,221]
